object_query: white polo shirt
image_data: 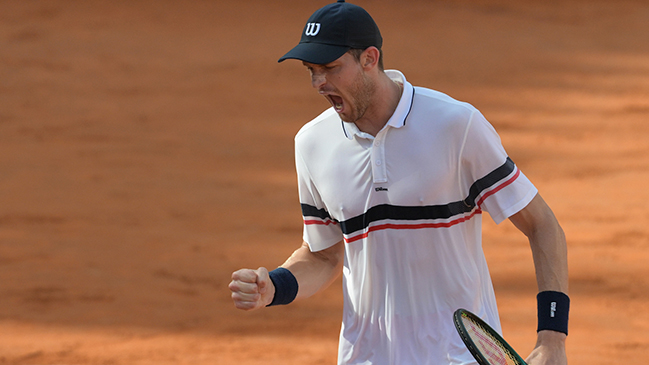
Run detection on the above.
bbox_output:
[294,70,537,365]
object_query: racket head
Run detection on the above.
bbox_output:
[453,309,527,365]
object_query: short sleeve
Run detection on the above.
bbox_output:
[295,144,343,251]
[459,110,538,224]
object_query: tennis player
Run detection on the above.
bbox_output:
[229,1,569,364]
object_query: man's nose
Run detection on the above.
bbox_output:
[311,72,326,90]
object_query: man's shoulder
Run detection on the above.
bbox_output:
[404,86,482,135]
[412,86,478,114]
[295,107,342,143]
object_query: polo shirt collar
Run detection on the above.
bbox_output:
[342,69,414,140]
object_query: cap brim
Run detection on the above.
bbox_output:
[278,42,349,64]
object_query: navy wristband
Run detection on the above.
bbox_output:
[537,291,570,335]
[266,268,299,307]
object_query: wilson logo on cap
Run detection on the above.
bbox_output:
[305,22,321,36]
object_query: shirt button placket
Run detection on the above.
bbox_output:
[371,134,387,183]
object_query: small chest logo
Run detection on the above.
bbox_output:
[305,23,321,36]
[375,187,388,192]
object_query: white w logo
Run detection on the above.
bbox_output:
[305,22,321,36]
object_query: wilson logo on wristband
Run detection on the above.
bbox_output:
[537,291,570,335]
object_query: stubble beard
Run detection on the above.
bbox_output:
[340,71,376,124]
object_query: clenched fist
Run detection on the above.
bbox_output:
[229,267,275,310]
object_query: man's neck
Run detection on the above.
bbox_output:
[354,73,404,137]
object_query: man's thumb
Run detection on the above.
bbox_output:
[256,267,270,293]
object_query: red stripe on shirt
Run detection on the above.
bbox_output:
[476,167,520,208]
[303,219,338,226]
[344,208,483,244]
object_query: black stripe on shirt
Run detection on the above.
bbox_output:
[463,157,515,208]
[301,204,334,221]
[301,157,516,235]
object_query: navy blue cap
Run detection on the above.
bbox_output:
[278,0,382,64]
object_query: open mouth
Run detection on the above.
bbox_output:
[327,94,344,113]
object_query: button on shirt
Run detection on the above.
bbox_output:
[294,70,538,365]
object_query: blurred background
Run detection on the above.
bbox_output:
[1,0,648,363]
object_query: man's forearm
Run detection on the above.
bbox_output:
[280,240,344,300]
[510,194,569,293]
[528,215,569,293]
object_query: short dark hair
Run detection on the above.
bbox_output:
[348,47,384,71]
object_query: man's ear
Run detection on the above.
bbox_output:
[361,46,380,70]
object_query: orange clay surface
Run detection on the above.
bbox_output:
[1,1,648,364]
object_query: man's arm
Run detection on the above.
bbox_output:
[229,240,344,310]
[508,193,568,365]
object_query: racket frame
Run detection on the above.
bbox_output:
[453,308,527,365]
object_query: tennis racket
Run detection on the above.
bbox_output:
[453,308,527,365]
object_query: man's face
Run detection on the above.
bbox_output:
[303,52,375,124]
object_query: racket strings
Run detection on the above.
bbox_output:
[462,317,519,365]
